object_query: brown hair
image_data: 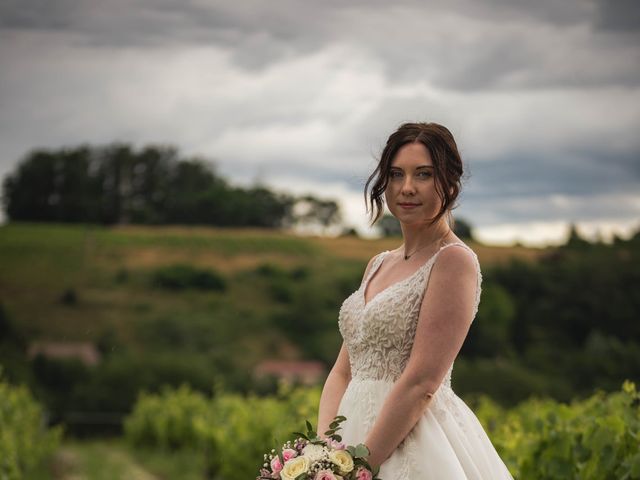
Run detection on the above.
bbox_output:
[364,122,464,226]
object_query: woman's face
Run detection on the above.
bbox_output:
[384,142,443,226]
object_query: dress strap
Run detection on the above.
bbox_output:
[362,250,389,287]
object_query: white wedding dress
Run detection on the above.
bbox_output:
[337,242,514,479]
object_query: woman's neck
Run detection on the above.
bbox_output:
[400,218,452,254]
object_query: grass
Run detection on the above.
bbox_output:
[0,221,545,372]
[41,438,206,479]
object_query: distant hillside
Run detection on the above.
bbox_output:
[0,222,544,343]
[9,221,637,430]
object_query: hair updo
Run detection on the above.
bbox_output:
[364,122,464,226]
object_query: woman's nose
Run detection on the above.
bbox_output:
[401,176,416,194]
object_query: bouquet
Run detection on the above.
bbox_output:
[257,415,381,480]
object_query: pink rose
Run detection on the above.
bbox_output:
[327,439,346,450]
[314,470,338,480]
[282,448,298,462]
[270,456,283,475]
[356,467,372,480]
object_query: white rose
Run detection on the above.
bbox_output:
[281,456,310,480]
[328,449,354,474]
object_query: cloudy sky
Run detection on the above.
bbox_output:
[1,0,639,245]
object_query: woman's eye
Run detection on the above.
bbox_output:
[390,171,403,178]
[418,171,432,178]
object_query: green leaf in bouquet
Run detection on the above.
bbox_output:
[332,434,342,442]
[347,445,356,456]
[292,431,309,440]
[295,473,310,480]
[305,422,319,438]
[354,443,370,458]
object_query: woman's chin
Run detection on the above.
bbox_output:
[397,216,429,228]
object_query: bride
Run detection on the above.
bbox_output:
[317,122,514,478]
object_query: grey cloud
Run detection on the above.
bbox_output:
[464,150,640,201]
[0,0,79,30]
[593,0,640,31]
[2,0,638,90]
[458,149,640,226]
[1,0,634,84]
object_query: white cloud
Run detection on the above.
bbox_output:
[475,218,640,247]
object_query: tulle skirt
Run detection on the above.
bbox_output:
[337,377,514,479]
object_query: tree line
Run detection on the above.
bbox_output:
[1,144,341,229]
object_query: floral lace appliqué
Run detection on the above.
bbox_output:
[338,242,482,386]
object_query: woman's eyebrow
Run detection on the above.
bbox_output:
[390,165,433,169]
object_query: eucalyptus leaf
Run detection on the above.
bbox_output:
[354,444,370,458]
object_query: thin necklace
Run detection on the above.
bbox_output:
[403,231,451,261]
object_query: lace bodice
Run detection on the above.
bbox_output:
[338,242,482,387]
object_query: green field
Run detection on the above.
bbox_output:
[0,222,541,342]
[2,222,639,479]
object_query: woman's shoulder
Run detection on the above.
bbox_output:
[430,241,483,312]
[433,241,480,276]
[439,240,478,257]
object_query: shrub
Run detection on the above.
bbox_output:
[124,383,320,480]
[0,366,63,479]
[474,381,640,479]
[151,264,226,291]
[268,278,294,304]
[124,384,211,450]
[124,381,640,480]
[60,288,78,305]
[255,263,282,277]
[115,267,129,284]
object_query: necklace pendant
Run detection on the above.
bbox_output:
[404,255,409,260]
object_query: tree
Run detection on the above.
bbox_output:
[2,143,302,229]
[453,217,475,240]
[289,195,342,232]
[377,214,402,237]
[565,223,591,248]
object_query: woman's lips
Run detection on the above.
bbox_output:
[398,203,421,209]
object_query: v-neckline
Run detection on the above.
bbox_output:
[361,242,462,309]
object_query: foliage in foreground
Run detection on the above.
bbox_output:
[0,368,63,480]
[474,380,640,479]
[124,381,640,480]
[124,383,321,479]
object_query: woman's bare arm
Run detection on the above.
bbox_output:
[363,246,479,467]
[317,342,352,437]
